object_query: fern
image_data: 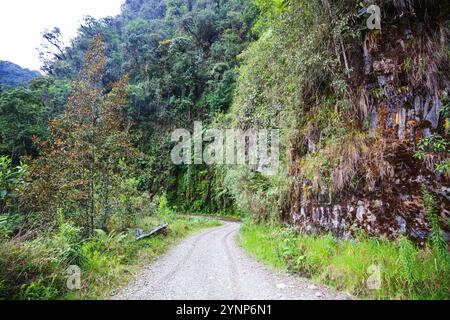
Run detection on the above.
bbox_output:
[399,237,419,286]
[421,186,448,265]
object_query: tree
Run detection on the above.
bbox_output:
[38,27,67,74]
[23,36,136,235]
[0,88,46,162]
[166,0,189,19]
[42,27,66,60]
[24,0,255,215]
[180,9,220,52]
[0,156,28,215]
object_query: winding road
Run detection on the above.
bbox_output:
[112,221,350,300]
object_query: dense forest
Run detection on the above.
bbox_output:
[0,61,40,90]
[0,0,449,300]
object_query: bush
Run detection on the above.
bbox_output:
[18,280,59,300]
[0,215,21,239]
[0,155,28,216]
[156,194,173,218]
[0,213,81,300]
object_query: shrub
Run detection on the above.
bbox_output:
[18,279,59,300]
[157,194,173,217]
[0,155,28,216]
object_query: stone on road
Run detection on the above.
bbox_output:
[112,221,349,300]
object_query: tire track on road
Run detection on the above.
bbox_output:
[159,225,228,284]
[222,226,242,300]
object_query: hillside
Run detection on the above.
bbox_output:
[0,60,40,89]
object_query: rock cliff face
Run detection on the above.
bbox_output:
[286,0,449,244]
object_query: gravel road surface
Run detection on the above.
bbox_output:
[112,221,350,300]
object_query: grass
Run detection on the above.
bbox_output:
[239,222,450,300]
[0,214,221,300]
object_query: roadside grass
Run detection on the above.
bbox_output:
[0,214,221,300]
[239,222,450,300]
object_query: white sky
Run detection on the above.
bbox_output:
[0,0,124,72]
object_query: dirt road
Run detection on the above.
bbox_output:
[112,221,349,300]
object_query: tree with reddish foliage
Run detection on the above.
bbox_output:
[23,36,136,236]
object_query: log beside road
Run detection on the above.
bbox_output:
[136,224,169,240]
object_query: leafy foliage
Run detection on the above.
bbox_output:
[0,156,28,217]
[0,88,46,162]
[23,37,138,235]
[415,134,450,175]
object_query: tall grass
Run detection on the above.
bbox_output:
[0,211,221,300]
[240,222,449,300]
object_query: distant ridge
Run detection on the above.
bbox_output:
[0,60,41,89]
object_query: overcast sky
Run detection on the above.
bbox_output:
[0,0,124,72]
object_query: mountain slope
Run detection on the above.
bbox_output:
[0,60,40,89]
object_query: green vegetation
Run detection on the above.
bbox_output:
[415,134,450,175]
[0,0,449,300]
[228,1,449,301]
[0,156,28,218]
[0,88,46,162]
[421,187,449,264]
[0,61,40,90]
[240,221,449,300]
[0,207,221,300]
[33,0,258,216]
